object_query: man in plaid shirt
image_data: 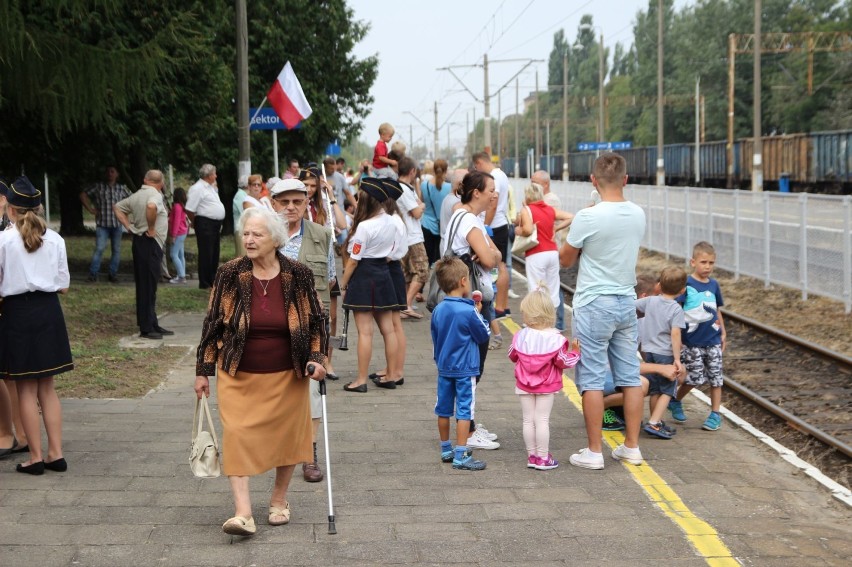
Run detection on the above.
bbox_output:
[80,166,131,282]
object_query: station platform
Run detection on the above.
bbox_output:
[1,291,850,566]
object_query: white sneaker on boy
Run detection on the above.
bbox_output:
[467,429,501,450]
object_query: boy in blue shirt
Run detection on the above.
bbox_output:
[431,258,492,470]
[669,241,727,431]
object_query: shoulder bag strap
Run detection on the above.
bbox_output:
[426,181,441,217]
[443,210,469,259]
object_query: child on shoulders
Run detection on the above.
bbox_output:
[430,257,491,470]
[372,123,399,179]
[508,284,580,470]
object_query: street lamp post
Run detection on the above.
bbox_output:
[562,52,569,181]
[579,23,606,146]
[656,0,666,186]
[598,31,605,143]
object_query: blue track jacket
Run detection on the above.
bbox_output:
[430,297,491,377]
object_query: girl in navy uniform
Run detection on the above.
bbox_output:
[339,178,405,392]
[0,177,73,475]
[368,180,407,389]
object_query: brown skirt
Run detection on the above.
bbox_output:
[217,368,312,476]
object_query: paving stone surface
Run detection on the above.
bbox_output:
[1,300,850,566]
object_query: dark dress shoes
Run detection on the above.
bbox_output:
[140,331,163,340]
[16,461,45,475]
[0,438,26,459]
[302,462,324,482]
[154,326,174,336]
[374,379,396,390]
[45,458,67,472]
[343,383,367,393]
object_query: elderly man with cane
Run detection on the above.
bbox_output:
[268,178,336,483]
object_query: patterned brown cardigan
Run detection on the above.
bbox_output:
[196,253,329,378]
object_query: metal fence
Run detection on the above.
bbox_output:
[509,179,852,313]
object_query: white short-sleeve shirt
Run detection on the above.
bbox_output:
[397,182,424,246]
[490,167,510,228]
[0,227,70,296]
[187,179,226,220]
[441,209,494,290]
[388,213,408,261]
[347,211,396,260]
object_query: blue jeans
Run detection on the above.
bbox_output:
[170,233,187,278]
[555,290,565,331]
[571,295,641,394]
[89,225,123,277]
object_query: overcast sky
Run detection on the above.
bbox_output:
[348,0,692,155]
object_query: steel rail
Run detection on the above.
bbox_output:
[719,309,852,368]
[511,253,852,458]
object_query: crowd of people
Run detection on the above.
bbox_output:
[0,122,729,539]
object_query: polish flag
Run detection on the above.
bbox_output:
[266,61,313,129]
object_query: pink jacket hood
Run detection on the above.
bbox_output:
[508,327,580,394]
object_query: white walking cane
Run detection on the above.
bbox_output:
[309,363,337,535]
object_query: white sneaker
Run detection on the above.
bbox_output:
[508,289,520,299]
[568,448,604,470]
[475,423,498,441]
[611,444,643,465]
[467,429,500,450]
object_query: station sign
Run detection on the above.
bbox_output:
[577,141,633,151]
[249,108,303,130]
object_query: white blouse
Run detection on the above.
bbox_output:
[0,226,70,296]
[347,211,396,260]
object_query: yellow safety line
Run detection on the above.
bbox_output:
[501,318,738,566]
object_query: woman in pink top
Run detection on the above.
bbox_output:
[515,182,573,311]
[508,286,580,470]
[168,187,189,284]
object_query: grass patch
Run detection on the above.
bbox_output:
[55,234,237,398]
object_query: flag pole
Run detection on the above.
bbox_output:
[249,96,268,124]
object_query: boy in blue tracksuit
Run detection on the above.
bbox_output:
[431,258,491,470]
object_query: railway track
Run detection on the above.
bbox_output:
[510,254,852,461]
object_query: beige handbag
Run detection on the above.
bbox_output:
[189,396,221,478]
[511,206,539,255]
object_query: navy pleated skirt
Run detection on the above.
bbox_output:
[388,260,407,309]
[1,291,74,380]
[342,258,405,312]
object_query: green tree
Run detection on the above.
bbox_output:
[246,0,378,175]
[0,0,377,233]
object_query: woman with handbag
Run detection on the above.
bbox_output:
[441,171,503,450]
[514,182,574,313]
[194,207,328,537]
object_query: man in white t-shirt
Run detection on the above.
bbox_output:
[396,157,428,318]
[472,152,510,347]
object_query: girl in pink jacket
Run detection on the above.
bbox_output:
[508,285,580,470]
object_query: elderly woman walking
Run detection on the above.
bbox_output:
[194,207,328,536]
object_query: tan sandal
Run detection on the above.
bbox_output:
[268,502,290,525]
[222,515,256,536]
